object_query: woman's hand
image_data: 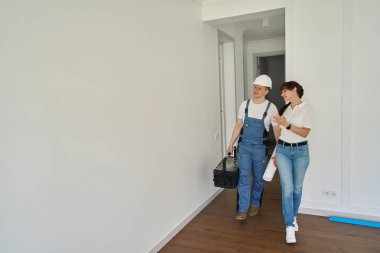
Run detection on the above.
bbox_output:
[274,115,311,138]
[271,156,277,167]
[273,115,289,128]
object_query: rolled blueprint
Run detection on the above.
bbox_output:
[263,146,277,182]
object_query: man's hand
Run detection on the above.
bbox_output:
[227,145,233,155]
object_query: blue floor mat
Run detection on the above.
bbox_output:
[329,216,380,228]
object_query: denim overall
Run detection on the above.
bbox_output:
[237,99,271,212]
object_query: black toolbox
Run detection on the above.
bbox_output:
[213,147,239,189]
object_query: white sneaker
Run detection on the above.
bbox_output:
[293,217,298,232]
[286,226,296,244]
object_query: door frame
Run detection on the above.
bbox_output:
[218,30,237,156]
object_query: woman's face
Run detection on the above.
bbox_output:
[281,87,297,101]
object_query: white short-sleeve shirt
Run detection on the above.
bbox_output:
[278,102,312,143]
[238,99,279,132]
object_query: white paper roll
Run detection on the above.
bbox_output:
[263,147,277,182]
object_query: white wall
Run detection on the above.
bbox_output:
[344,0,380,212]
[245,38,285,99]
[286,0,343,207]
[0,0,222,252]
[286,0,380,221]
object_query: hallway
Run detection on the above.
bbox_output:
[160,175,380,253]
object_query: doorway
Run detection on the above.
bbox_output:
[257,54,285,143]
[216,9,285,152]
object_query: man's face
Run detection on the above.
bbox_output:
[253,84,269,99]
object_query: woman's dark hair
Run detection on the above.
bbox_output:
[278,81,304,116]
[280,81,304,98]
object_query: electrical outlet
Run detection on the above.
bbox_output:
[322,190,337,197]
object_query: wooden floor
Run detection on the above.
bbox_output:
[159,174,380,253]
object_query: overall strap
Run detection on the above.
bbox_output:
[239,99,251,140]
[262,101,271,120]
[244,99,251,116]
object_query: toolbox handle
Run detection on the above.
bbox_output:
[223,146,237,172]
[222,150,232,172]
[222,156,228,173]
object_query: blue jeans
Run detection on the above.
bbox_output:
[276,144,309,227]
[237,145,267,212]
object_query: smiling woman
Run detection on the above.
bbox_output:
[273,81,313,244]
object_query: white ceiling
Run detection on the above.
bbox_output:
[197,0,285,41]
[235,14,285,41]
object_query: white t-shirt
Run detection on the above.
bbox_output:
[238,99,279,132]
[278,102,312,143]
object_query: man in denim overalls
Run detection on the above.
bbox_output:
[227,75,279,220]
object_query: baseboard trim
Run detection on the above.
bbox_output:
[148,188,224,253]
[299,203,380,222]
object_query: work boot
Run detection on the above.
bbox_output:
[248,205,259,216]
[235,212,247,220]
